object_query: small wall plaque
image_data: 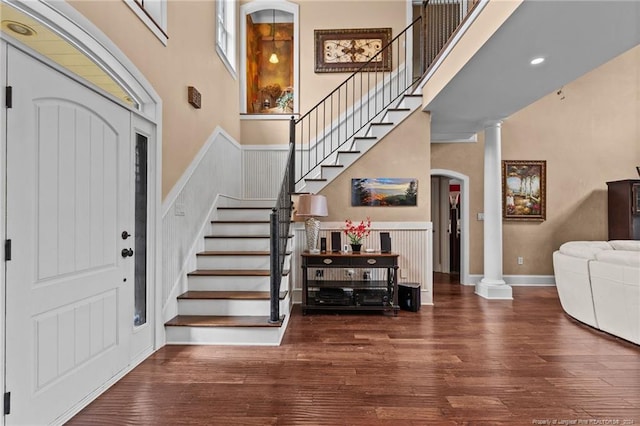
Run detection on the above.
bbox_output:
[187,86,201,109]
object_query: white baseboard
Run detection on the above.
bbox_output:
[469,274,556,286]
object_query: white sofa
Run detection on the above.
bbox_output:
[553,240,640,345]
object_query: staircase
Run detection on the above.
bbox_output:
[165,199,292,346]
[297,93,423,194]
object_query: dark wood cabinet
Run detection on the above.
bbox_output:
[607,179,640,240]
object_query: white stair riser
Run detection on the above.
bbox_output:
[353,138,377,152]
[197,255,269,270]
[204,237,271,251]
[177,297,289,316]
[223,199,275,208]
[336,152,360,168]
[397,96,422,110]
[385,109,411,123]
[196,255,291,270]
[187,275,289,292]
[303,180,327,194]
[321,167,343,180]
[210,223,270,236]
[188,275,271,291]
[216,209,271,221]
[367,124,393,139]
[165,324,286,346]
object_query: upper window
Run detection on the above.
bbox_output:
[125,0,168,45]
[217,0,237,78]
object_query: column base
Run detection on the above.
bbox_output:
[475,279,513,300]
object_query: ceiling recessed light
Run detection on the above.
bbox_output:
[2,20,36,37]
[530,57,545,65]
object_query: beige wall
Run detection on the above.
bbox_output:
[240,0,408,146]
[432,44,640,276]
[70,0,241,199]
[320,110,431,223]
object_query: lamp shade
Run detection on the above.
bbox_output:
[297,194,328,217]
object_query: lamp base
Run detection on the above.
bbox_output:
[304,217,320,253]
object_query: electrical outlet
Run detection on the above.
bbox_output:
[517,256,524,265]
[399,268,408,279]
[345,269,354,279]
[315,269,323,278]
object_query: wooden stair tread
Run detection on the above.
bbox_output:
[338,150,361,154]
[204,235,293,239]
[188,269,290,277]
[217,207,272,210]
[165,315,284,327]
[353,136,377,140]
[321,164,343,169]
[178,290,287,300]
[370,122,394,126]
[388,108,410,112]
[305,178,327,182]
[196,250,291,256]
[212,220,270,224]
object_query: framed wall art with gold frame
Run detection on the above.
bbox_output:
[502,160,547,221]
[314,28,392,73]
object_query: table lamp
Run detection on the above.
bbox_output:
[296,194,328,253]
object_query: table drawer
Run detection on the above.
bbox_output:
[350,256,396,267]
[304,256,349,267]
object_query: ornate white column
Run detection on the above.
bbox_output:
[476,122,512,300]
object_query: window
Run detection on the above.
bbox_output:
[125,0,168,45]
[217,0,237,78]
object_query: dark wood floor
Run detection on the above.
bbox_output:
[68,274,640,425]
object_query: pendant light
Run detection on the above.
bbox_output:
[269,9,279,64]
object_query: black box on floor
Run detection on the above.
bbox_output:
[398,282,421,312]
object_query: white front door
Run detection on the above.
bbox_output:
[5,46,133,425]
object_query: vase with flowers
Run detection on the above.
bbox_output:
[344,218,371,252]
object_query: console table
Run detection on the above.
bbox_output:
[301,251,399,315]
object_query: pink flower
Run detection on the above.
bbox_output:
[344,218,371,244]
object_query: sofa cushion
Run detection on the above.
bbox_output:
[558,241,612,259]
[594,250,640,267]
[608,240,640,252]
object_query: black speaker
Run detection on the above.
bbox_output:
[320,237,327,252]
[380,232,391,253]
[331,231,341,252]
[398,282,421,312]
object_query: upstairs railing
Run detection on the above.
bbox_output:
[269,0,479,322]
[423,0,480,69]
[291,16,424,188]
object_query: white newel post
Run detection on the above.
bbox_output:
[476,122,513,300]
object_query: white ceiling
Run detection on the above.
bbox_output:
[427,0,640,141]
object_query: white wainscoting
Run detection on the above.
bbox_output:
[242,145,289,199]
[291,221,434,305]
[161,127,242,321]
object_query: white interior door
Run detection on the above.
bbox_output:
[5,46,133,425]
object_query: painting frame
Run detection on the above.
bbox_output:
[351,178,417,207]
[502,160,547,222]
[314,28,392,73]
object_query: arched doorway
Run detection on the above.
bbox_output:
[431,169,471,286]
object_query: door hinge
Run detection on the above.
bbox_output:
[3,392,9,415]
[5,239,11,261]
[5,86,12,108]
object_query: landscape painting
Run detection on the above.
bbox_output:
[502,160,546,221]
[351,178,417,206]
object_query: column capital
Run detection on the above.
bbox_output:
[483,120,503,130]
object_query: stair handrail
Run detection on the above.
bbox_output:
[291,16,424,187]
[269,140,294,323]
